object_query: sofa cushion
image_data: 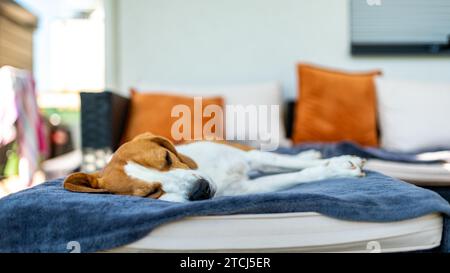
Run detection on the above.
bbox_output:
[292,64,381,147]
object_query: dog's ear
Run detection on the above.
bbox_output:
[64,172,109,193]
[132,132,156,141]
[132,133,178,154]
[133,132,199,170]
[149,135,178,155]
[148,135,198,169]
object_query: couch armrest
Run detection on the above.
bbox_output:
[80,91,130,151]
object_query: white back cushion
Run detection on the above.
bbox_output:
[134,82,290,148]
[376,78,450,152]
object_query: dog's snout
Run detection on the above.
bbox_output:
[188,178,214,201]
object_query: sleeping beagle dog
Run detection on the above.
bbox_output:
[64,133,365,202]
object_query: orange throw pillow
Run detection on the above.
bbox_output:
[121,89,224,144]
[292,64,381,146]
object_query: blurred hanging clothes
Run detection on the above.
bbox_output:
[0,66,48,185]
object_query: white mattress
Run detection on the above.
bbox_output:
[108,212,443,253]
[366,159,450,186]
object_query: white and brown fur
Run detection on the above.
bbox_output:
[64,133,365,202]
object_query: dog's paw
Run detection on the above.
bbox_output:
[326,155,366,169]
[328,164,365,178]
[325,156,366,178]
[296,150,322,160]
[336,167,365,178]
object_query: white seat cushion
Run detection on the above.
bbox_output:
[376,78,450,152]
[107,212,443,253]
[365,159,450,186]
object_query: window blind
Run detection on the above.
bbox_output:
[351,0,450,54]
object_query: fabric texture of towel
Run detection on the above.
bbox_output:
[0,170,449,253]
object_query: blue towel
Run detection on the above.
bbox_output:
[276,141,449,163]
[0,171,450,253]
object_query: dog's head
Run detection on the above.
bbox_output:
[64,133,215,202]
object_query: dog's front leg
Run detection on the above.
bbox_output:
[224,159,365,196]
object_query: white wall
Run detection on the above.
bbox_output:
[112,0,450,99]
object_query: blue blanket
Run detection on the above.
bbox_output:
[1,171,450,253]
[277,141,448,163]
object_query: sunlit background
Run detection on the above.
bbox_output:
[18,0,105,93]
[1,0,105,196]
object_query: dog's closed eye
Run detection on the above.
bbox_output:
[165,151,173,167]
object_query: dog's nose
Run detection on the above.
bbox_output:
[188,178,214,201]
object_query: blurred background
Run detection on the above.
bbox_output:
[0,0,105,197]
[1,0,449,197]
